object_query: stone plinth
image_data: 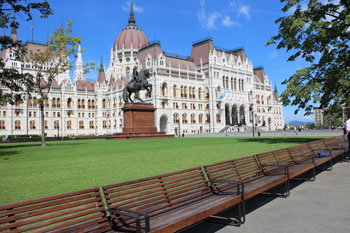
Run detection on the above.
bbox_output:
[123,103,157,133]
[106,103,174,140]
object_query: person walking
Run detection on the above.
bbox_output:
[346,117,350,160]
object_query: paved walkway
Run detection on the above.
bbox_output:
[180,161,350,233]
[186,129,345,138]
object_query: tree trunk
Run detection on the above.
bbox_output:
[40,105,46,147]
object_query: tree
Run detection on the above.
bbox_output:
[267,0,350,115]
[29,20,82,146]
[0,0,52,104]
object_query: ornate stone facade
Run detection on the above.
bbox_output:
[0,3,284,137]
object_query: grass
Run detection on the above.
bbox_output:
[0,136,325,205]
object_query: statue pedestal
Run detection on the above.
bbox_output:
[107,103,174,140]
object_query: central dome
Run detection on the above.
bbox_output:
[113,1,149,51]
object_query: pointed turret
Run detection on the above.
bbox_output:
[97,57,106,84]
[128,0,136,25]
[273,83,279,101]
[274,83,278,94]
[74,44,85,82]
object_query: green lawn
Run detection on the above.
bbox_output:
[0,136,325,205]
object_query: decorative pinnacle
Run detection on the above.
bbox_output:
[128,0,136,25]
[274,83,278,94]
[99,56,104,72]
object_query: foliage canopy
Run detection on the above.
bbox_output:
[267,0,350,115]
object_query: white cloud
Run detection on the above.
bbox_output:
[207,12,222,29]
[197,0,222,29]
[122,1,144,13]
[222,16,240,27]
[239,5,250,19]
[269,51,278,59]
[198,0,249,30]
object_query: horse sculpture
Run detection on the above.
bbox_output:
[122,69,152,103]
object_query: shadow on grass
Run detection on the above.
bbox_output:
[236,137,324,144]
[0,142,86,157]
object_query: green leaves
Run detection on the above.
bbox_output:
[268,0,350,115]
[0,0,52,104]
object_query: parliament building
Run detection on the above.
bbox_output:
[0,3,284,137]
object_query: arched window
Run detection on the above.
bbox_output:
[181,86,184,98]
[78,99,81,108]
[199,114,203,124]
[15,120,21,129]
[206,114,210,123]
[67,98,72,108]
[33,97,37,107]
[45,98,49,107]
[182,113,187,124]
[44,121,48,129]
[198,88,201,99]
[226,77,229,89]
[184,86,187,98]
[52,98,56,108]
[223,76,225,89]
[28,97,32,107]
[67,120,72,129]
[54,120,59,129]
[234,78,237,90]
[82,99,85,109]
[88,100,91,109]
[192,87,196,99]
[126,67,130,78]
[92,100,95,109]
[102,99,106,109]
[173,85,177,97]
[0,120,5,130]
[103,120,107,129]
[231,78,233,90]
[79,120,84,129]
[162,83,167,96]
[216,114,221,123]
[30,120,36,129]
[57,98,61,108]
[89,121,94,129]
[189,87,192,98]
[173,113,179,123]
[191,114,196,123]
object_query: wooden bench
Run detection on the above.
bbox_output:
[323,136,347,161]
[204,155,289,201]
[0,187,112,232]
[103,167,243,233]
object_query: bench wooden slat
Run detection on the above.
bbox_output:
[0,187,111,233]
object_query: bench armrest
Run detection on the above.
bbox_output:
[260,164,289,176]
[210,179,244,196]
[109,207,150,233]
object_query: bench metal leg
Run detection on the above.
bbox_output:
[260,179,290,198]
[207,201,245,227]
[292,165,316,182]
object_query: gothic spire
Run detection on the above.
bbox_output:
[128,0,136,25]
[97,56,106,83]
[99,56,104,72]
[274,83,278,94]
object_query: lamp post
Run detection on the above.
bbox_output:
[252,110,255,137]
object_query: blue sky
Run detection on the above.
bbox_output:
[10,0,315,123]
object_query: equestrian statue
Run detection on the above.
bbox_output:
[122,67,152,103]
